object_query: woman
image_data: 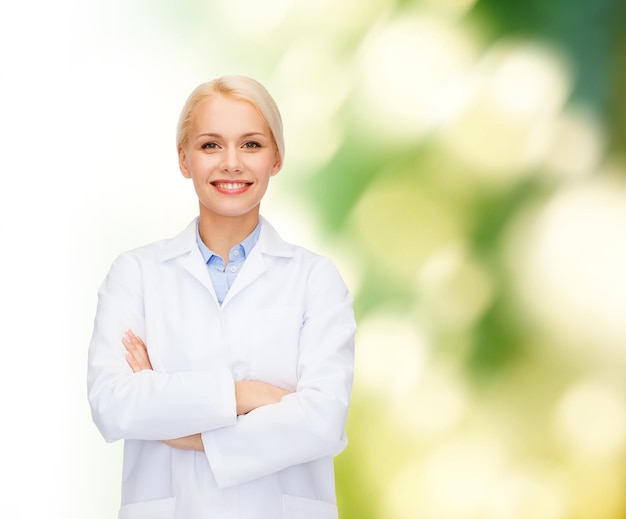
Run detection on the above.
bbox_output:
[87,75,356,519]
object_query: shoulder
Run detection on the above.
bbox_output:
[259,216,346,284]
[109,218,198,270]
[259,216,329,264]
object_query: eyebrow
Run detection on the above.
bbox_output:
[196,132,268,139]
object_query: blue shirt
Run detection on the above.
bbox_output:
[196,221,261,304]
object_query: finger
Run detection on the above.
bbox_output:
[125,352,142,373]
[125,329,139,340]
[125,345,151,371]
[123,333,146,354]
[122,335,144,360]
[123,332,148,357]
[123,330,143,348]
[122,332,153,371]
[122,334,133,351]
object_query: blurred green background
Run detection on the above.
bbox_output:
[5,0,626,517]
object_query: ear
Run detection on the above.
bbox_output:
[178,147,191,178]
[270,149,282,177]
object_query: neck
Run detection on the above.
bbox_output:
[197,209,259,261]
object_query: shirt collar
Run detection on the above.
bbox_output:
[195,220,262,264]
[159,216,295,262]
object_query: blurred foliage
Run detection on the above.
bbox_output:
[295,1,626,518]
[470,0,626,149]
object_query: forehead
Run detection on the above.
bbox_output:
[191,95,269,133]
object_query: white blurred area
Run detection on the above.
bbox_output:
[2,0,625,518]
[1,1,77,517]
[508,174,626,363]
[356,10,480,142]
[439,40,572,180]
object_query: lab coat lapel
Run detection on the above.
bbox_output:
[179,249,215,295]
[221,217,294,306]
[162,216,294,305]
[160,217,216,297]
[222,248,267,305]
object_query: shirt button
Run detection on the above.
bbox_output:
[233,250,240,257]
[230,266,237,273]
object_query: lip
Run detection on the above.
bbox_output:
[210,180,253,195]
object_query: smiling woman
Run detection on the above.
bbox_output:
[178,94,282,252]
[86,75,356,519]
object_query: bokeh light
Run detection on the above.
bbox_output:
[439,39,571,179]
[554,378,626,460]
[509,175,626,361]
[357,11,478,140]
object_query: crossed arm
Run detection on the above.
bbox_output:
[122,329,291,451]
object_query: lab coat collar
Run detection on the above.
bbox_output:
[256,216,296,258]
[159,216,296,262]
[158,216,297,301]
[221,217,294,305]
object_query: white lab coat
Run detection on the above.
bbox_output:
[87,216,356,519]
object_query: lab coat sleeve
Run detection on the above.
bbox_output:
[87,252,237,442]
[202,257,356,488]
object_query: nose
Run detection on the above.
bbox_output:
[220,147,242,174]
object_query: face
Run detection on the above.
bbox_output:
[178,94,281,223]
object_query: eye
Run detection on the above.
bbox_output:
[201,142,219,150]
[243,141,261,149]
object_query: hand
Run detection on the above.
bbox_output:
[121,331,202,450]
[121,331,291,443]
[235,380,292,415]
[122,329,153,372]
[161,386,290,451]
[162,433,204,451]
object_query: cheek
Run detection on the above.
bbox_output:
[258,154,279,174]
[188,156,212,175]
[270,161,280,176]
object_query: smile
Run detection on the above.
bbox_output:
[211,182,252,190]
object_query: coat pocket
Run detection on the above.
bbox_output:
[118,496,176,519]
[283,494,338,519]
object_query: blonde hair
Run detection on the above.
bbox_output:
[176,75,285,165]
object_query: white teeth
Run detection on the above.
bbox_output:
[214,183,248,190]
